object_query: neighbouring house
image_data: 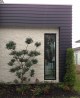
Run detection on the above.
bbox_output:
[74,47,80,65]
[0,4,72,83]
[75,40,80,43]
[0,0,4,4]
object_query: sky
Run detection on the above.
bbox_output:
[3,0,80,48]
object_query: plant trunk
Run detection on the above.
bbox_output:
[21,63,23,84]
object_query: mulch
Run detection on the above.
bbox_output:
[0,84,80,98]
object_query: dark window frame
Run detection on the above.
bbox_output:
[44,33,56,80]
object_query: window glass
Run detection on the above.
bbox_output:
[44,34,56,80]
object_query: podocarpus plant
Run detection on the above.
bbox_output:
[64,48,76,88]
[6,37,41,84]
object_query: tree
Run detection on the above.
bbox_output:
[6,37,41,84]
[64,48,76,87]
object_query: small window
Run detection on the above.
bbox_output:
[44,33,56,80]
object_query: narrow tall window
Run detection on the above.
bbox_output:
[44,34,56,80]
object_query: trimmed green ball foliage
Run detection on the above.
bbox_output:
[6,37,41,84]
[64,48,76,87]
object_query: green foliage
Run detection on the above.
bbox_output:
[30,69,34,77]
[6,41,16,50]
[42,85,50,94]
[21,50,28,55]
[10,51,17,55]
[57,83,64,89]
[15,51,23,56]
[35,42,41,47]
[16,85,29,94]
[33,51,40,56]
[74,75,80,93]
[8,61,14,66]
[14,79,19,84]
[10,66,21,73]
[22,68,29,75]
[32,83,51,96]
[31,59,38,64]
[33,86,42,96]
[25,61,32,67]
[16,72,21,78]
[11,59,15,63]
[8,59,16,66]
[70,97,78,98]
[25,38,33,44]
[6,37,41,84]
[64,48,76,87]
[28,51,40,57]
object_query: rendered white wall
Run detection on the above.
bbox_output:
[0,27,59,83]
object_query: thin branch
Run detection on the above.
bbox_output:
[35,47,37,51]
[26,44,28,51]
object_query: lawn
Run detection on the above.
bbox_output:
[73,65,80,92]
[74,73,80,93]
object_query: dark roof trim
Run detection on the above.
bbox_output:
[0,4,72,27]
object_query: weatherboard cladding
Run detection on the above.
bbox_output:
[0,4,72,81]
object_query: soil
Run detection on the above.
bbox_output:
[0,84,80,98]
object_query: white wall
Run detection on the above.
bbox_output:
[0,27,59,83]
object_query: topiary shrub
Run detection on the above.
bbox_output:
[6,37,41,84]
[64,48,76,88]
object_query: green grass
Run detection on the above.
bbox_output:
[74,74,80,92]
[70,97,79,98]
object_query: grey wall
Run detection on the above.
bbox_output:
[0,4,72,81]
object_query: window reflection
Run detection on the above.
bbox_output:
[44,34,56,80]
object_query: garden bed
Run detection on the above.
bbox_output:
[0,83,80,98]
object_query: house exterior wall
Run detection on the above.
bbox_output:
[0,27,59,83]
[74,50,80,65]
[0,4,72,82]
